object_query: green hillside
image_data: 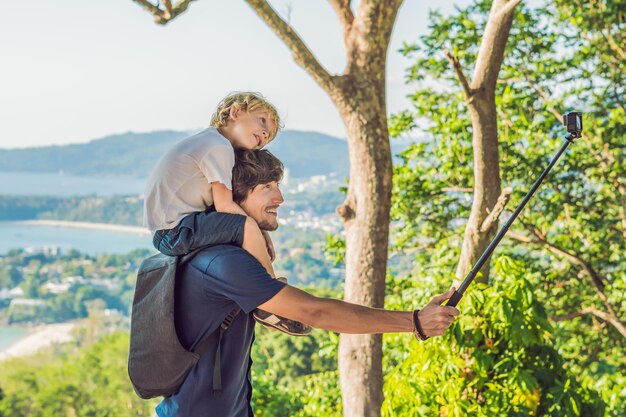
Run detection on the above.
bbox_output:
[0,130,351,178]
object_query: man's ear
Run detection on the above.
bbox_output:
[229,104,242,121]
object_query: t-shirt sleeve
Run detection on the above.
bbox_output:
[200,249,287,313]
[197,143,235,190]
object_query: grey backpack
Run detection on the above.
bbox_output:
[128,250,240,399]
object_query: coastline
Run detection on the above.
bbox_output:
[0,322,77,361]
[7,220,151,236]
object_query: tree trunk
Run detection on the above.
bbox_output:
[334,77,392,417]
[452,0,521,282]
[455,98,501,282]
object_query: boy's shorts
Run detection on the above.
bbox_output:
[153,207,246,257]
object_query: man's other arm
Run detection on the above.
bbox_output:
[258,286,459,338]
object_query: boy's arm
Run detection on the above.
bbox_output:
[212,181,248,216]
[258,286,459,337]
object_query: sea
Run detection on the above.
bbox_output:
[0,171,152,255]
[0,171,152,350]
[0,326,30,352]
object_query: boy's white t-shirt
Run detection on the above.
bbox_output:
[143,127,235,232]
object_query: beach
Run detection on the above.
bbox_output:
[12,220,151,236]
[0,322,77,361]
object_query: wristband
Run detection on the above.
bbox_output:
[412,309,429,341]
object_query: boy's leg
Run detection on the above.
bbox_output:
[153,209,246,256]
[242,217,276,277]
[240,218,311,336]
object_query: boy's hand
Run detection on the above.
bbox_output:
[262,230,275,262]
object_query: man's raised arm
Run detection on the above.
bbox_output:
[258,286,460,338]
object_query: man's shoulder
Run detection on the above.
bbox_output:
[186,245,252,273]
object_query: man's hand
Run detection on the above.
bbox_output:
[417,288,460,337]
[261,230,275,262]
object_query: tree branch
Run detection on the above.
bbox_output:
[472,0,521,92]
[245,0,337,95]
[480,186,512,233]
[507,228,626,338]
[131,0,162,16]
[444,49,473,100]
[328,0,354,30]
[130,0,197,24]
[495,0,522,20]
[163,0,173,14]
[602,27,626,62]
[526,226,606,293]
[328,0,355,58]
[551,307,626,339]
[442,187,474,193]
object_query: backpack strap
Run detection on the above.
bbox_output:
[190,306,241,394]
[210,307,241,394]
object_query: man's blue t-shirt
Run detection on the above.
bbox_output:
[156,245,286,417]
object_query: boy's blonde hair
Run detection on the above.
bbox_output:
[210,92,282,142]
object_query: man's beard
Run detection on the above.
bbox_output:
[258,219,279,231]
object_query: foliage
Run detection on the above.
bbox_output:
[389,0,625,415]
[0,332,156,417]
[251,286,342,416]
[0,195,144,225]
[383,256,603,416]
[0,249,148,324]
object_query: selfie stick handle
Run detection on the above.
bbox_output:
[446,134,577,307]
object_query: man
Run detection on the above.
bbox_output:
[156,149,460,417]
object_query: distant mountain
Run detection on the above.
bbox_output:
[0,129,414,178]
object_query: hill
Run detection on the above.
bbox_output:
[0,130,350,178]
[0,130,414,178]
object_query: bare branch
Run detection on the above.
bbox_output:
[130,0,197,25]
[472,0,521,92]
[163,0,173,14]
[245,0,337,94]
[131,0,162,16]
[527,226,606,293]
[444,49,473,100]
[507,228,626,337]
[346,0,403,71]
[551,307,626,338]
[328,0,354,30]
[495,0,523,20]
[480,186,512,233]
[442,187,474,193]
[602,27,626,61]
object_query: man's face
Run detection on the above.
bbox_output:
[239,181,284,231]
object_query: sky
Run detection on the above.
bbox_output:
[0,0,470,149]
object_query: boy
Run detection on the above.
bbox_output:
[144,92,310,336]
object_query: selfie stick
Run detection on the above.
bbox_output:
[446,113,583,307]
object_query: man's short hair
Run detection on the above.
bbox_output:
[232,149,284,204]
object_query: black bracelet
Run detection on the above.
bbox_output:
[412,309,429,341]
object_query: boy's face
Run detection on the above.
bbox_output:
[227,105,276,150]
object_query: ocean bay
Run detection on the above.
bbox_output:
[0,222,153,256]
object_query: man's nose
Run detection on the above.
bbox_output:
[273,189,284,204]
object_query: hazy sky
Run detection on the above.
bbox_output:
[1,0,469,149]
